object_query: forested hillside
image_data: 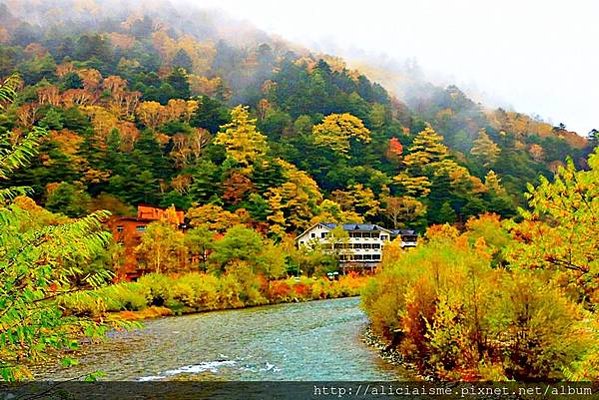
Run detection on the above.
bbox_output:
[0,0,593,233]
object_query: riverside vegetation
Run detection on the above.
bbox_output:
[363,151,599,381]
[0,0,597,382]
[60,273,368,321]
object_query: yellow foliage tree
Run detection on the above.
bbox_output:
[312,113,370,156]
[266,159,323,234]
[402,127,448,170]
[470,129,501,167]
[215,105,268,174]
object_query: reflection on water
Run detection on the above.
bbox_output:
[37,297,406,381]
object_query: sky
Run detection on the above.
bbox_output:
[195,0,598,135]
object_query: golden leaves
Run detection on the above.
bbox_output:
[312,113,370,156]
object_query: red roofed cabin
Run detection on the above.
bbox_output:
[107,205,186,281]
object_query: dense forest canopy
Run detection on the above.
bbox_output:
[0,0,593,234]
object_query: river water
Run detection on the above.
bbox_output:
[37,297,405,381]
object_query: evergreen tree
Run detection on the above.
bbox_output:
[471,129,501,167]
[167,67,191,99]
[172,49,193,73]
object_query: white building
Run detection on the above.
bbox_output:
[295,223,417,270]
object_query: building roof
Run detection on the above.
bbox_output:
[109,205,185,226]
[391,229,416,236]
[322,223,392,232]
[296,222,392,241]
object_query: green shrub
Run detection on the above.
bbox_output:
[137,273,172,307]
[59,292,107,318]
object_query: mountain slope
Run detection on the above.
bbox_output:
[0,0,593,232]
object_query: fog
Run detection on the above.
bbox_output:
[194,0,598,135]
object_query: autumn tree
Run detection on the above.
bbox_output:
[393,174,432,197]
[385,137,404,164]
[470,129,501,167]
[312,113,370,156]
[266,159,323,235]
[331,183,380,218]
[215,105,268,174]
[507,148,599,305]
[311,199,363,225]
[223,171,255,205]
[186,204,241,233]
[0,74,112,380]
[383,195,427,229]
[402,127,448,171]
[136,221,186,273]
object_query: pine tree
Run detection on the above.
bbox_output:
[471,129,501,167]
[403,127,449,171]
[215,105,269,175]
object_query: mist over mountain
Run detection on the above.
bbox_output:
[0,0,594,229]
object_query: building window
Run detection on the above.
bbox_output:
[321,232,328,238]
[136,225,146,233]
[373,244,380,249]
[311,233,316,238]
[363,254,372,260]
[373,254,381,260]
[116,225,124,233]
[381,235,389,241]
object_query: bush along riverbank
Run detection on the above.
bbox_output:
[58,273,368,321]
[362,213,599,382]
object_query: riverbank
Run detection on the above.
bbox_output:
[59,272,369,322]
[361,326,429,381]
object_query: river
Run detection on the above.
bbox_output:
[36,297,406,381]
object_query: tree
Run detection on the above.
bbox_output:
[312,199,363,225]
[383,196,427,229]
[470,129,501,167]
[136,221,186,273]
[312,113,371,156]
[186,204,240,233]
[223,171,254,205]
[331,183,380,218]
[436,201,457,224]
[167,67,191,99]
[172,49,193,72]
[0,74,112,380]
[403,126,448,171]
[385,137,404,164]
[190,95,230,134]
[214,105,268,174]
[393,173,432,197]
[589,128,598,149]
[507,148,599,305]
[209,225,264,273]
[265,159,323,235]
[45,182,91,217]
[136,101,165,131]
[184,226,214,271]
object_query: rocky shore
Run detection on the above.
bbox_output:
[361,326,433,381]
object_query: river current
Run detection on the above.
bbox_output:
[37,297,405,381]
